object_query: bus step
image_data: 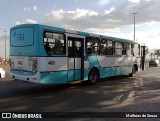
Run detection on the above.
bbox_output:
[70,80,82,84]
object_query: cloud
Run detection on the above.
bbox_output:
[74,0,79,3]
[15,21,22,25]
[104,7,115,14]
[97,0,111,6]
[43,0,160,32]
[16,19,38,25]
[43,8,126,32]
[23,6,38,12]
[128,0,140,3]
[44,8,101,30]
[14,0,159,49]
[26,19,37,23]
[23,7,30,11]
[33,5,37,11]
[46,8,98,20]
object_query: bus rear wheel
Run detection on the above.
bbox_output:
[129,66,136,77]
[88,68,99,84]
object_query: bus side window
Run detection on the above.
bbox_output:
[138,45,141,55]
[78,47,82,57]
[86,37,100,55]
[68,47,73,57]
[52,40,63,54]
[45,42,51,54]
[87,48,92,54]
[107,41,113,55]
[44,32,65,55]
[123,43,130,55]
[100,39,113,55]
[131,44,135,56]
[114,41,123,56]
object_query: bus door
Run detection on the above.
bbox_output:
[141,46,146,70]
[67,36,84,81]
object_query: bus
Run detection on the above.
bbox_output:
[10,24,146,84]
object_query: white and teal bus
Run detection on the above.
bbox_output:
[10,24,146,84]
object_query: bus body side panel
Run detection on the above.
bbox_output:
[40,71,68,84]
[38,25,68,84]
[120,66,132,75]
[97,56,135,78]
[68,70,82,81]
[38,57,68,84]
[83,60,90,80]
[100,68,113,78]
[83,70,89,80]
[87,55,101,68]
[75,55,101,81]
[83,55,101,80]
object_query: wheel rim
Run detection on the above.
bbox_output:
[89,70,98,83]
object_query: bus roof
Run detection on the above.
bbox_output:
[11,24,138,44]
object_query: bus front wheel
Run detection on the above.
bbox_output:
[88,68,99,84]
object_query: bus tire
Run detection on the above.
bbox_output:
[129,66,136,77]
[88,68,99,84]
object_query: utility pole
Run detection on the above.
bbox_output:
[132,12,137,41]
[4,31,7,65]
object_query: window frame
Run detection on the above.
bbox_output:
[131,43,135,56]
[114,41,123,56]
[138,44,141,56]
[68,37,82,58]
[100,39,114,55]
[123,42,131,56]
[43,31,66,56]
[86,37,100,55]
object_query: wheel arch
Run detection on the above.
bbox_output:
[134,64,138,72]
[89,67,100,78]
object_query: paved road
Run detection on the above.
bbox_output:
[0,67,160,121]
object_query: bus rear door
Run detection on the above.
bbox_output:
[67,35,84,82]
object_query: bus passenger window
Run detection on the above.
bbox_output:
[115,42,123,56]
[134,44,139,56]
[68,38,82,58]
[100,39,113,55]
[52,40,63,54]
[123,43,130,55]
[138,45,141,55]
[87,48,92,54]
[131,44,134,56]
[45,42,51,54]
[86,37,100,55]
[44,32,65,55]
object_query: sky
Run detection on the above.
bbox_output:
[0,0,160,57]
